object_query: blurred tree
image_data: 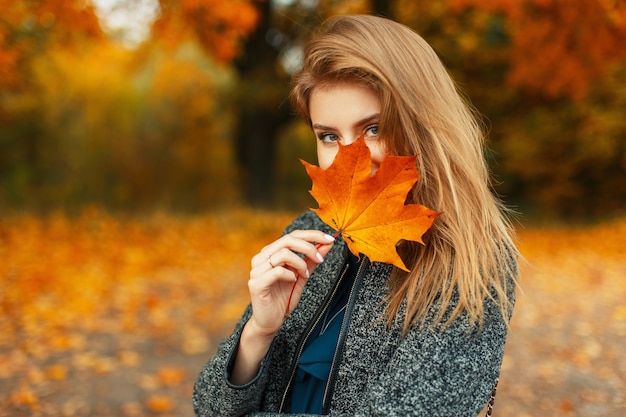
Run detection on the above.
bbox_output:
[1,0,244,211]
[493,64,626,218]
[153,0,279,206]
[232,0,291,207]
[153,0,260,63]
[0,0,103,95]
[1,0,624,218]
[230,0,392,206]
[153,0,393,207]
[0,0,104,209]
[448,0,626,100]
[440,0,626,217]
[391,0,626,218]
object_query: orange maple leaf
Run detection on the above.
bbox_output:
[301,135,440,271]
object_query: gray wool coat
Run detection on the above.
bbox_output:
[193,211,516,417]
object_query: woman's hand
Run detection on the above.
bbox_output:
[230,230,335,385]
[248,230,335,336]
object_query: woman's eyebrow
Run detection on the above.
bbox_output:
[311,114,380,131]
[352,114,380,128]
[311,123,335,131]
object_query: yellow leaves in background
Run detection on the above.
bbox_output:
[44,364,68,381]
[496,217,626,416]
[449,0,626,99]
[14,35,239,209]
[153,0,260,62]
[156,366,187,387]
[517,218,626,292]
[145,395,174,413]
[0,0,103,91]
[0,208,294,415]
[144,367,187,413]
[9,383,38,409]
[0,209,624,415]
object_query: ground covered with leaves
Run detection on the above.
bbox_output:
[0,209,624,416]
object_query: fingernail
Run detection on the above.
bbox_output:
[324,234,335,241]
[316,252,324,263]
[306,269,310,278]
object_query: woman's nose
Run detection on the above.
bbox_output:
[341,133,362,145]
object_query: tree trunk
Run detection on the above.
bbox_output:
[371,0,392,17]
[234,1,290,207]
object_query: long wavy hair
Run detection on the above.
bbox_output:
[290,14,519,333]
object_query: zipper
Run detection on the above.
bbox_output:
[278,259,351,412]
[321,255,369,414]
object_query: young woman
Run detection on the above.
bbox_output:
[193,14,518,417]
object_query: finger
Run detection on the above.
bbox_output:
[249,265,298,290]
[252,230,335,268]
[288,230,337,259]
[250,249,307,281]
[287,229,337,244]
[264,248,310,280]
[282,231,335,263]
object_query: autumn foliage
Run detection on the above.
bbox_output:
[0,210,624,416]
[0,1,624,415]
[448,0,626,99]
[377,0,626,217]
[1,0,625,217]
[153,0,261,62]
[0,209,294,415]
[0,0,103,91]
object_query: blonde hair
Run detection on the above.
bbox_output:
[290,15,518,333]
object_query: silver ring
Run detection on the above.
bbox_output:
[267,255,276,268]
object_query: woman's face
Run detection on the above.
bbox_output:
[309,83,386,175]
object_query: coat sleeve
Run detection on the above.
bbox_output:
[192,304,274,417]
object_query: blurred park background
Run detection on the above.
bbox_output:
[0,0,624,416]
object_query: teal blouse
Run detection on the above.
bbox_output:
[290,254,359,414]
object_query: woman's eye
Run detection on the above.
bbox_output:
[318,132,339,143]
[364,124,379,138]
